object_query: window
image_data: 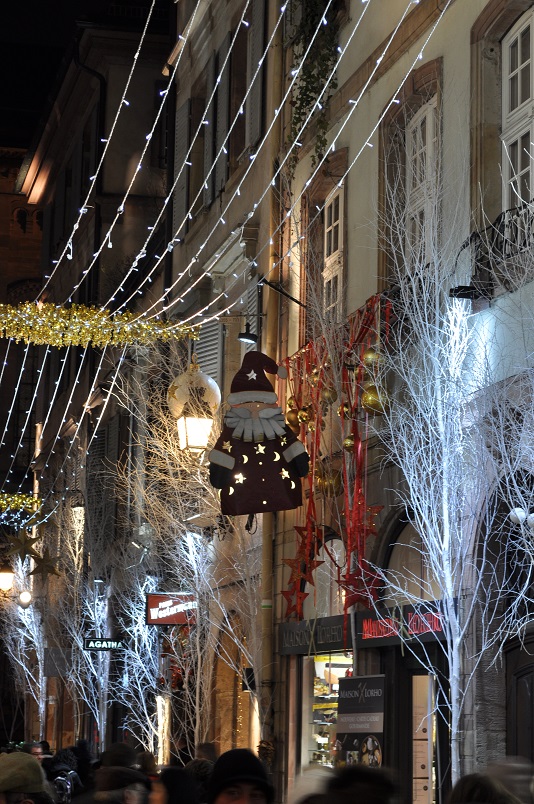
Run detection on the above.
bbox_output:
[301,148,347,342]
[405,98,438,267]
[378,59,441,289]
[502,14,534,208]
[323,187,343,322]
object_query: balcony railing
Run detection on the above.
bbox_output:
[454,202,534,298]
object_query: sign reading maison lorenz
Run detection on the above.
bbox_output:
[279,615,348,655]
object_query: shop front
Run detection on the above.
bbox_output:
[279,615,354,770]
[278,606,450,804]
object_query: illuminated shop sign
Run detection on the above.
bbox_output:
[146,593,197,625]
[279,615,348,655]
[83,638,123,651]
[355,601,447,649]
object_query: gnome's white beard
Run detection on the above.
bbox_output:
[225,406,287,442]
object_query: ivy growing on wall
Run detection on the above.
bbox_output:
[286,0,341,178]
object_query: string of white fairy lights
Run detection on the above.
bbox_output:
[1,0,453,527]
[0,0,323,505]
[39,0,160,298]
[168,0,431,330]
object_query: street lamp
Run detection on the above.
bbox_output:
[0,561,14,593]
[168,356,221,453]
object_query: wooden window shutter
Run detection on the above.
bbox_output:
[246,0,265,149]
[215,33,231,196]
[203,51,216,208]
[173,99,190,240]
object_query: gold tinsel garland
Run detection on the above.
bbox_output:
[0,302,197,348]
[0,493,41,513]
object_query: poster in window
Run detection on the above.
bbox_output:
[335,675,385,766]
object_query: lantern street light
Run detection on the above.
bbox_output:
[0,560,14,593]
[168,356,221,453]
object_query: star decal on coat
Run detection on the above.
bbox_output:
[280,468,290,479]
[222,441,232,452]
[234,473,246,484]
[247,370,257,380]
[255,444,266,454]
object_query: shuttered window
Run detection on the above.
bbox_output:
[173,100,190,241]
[193,320,224,389]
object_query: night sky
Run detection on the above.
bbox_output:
[0,2,80,148]
[0,0,169,149]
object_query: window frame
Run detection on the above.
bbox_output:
[502,12,534,209]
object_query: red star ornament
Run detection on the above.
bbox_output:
[282,588,309,619]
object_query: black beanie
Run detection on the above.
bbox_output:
[207,749,274,804]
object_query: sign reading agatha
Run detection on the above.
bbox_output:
[146,593,197,625]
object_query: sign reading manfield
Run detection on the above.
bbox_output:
[145,593,197,626]
[336,675,385,766]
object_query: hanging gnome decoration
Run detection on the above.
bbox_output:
[209,351,309,515]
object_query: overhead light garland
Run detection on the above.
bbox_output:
[0,493,41,513]
[0,303,197,348]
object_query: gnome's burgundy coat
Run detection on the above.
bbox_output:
[209,422,308,516]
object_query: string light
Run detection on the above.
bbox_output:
[0,303,197,348]
[0,493,41,513]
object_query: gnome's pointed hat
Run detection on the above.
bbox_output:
[227,351,288,405]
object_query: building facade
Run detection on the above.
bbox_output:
[4,1,534,803]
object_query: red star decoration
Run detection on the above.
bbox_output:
[282,588,309,619]
[338,569,380,610]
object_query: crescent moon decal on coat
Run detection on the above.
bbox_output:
[228,487,234,495]
[273,452,281,461]
[243,455,249,463]
[291,481,296,489]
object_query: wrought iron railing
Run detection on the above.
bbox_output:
[454,202,534,297]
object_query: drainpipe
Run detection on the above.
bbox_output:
[261,2,284,749]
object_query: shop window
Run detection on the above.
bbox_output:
[301,651,353,768]
[502,12,534,208]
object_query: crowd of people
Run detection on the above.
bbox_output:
[0,738,533,804]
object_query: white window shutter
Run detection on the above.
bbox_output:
[194,320,224,389]
[244,281,260,352]
[173,99,190,240]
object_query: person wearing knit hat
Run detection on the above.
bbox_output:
[206,749,274,804]
[209,351,309,516]
[0,752,54,804]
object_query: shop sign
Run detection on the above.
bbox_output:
[336,675,385,766]
[355,601,448,649]
[83,638,123,650]
[146,592,197,625]
[278,615,348,655]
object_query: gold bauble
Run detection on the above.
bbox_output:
[343,434,355,452]
[287,395,298,409]
[308,367,320,387]
[287,409,300,431]
[337,402,350,418]
[362,347,380,368]
[297,407,310,423]
[361,383,388,415]
[321,386,338,404]
[324,470,343,497]
[308,421,316,432]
